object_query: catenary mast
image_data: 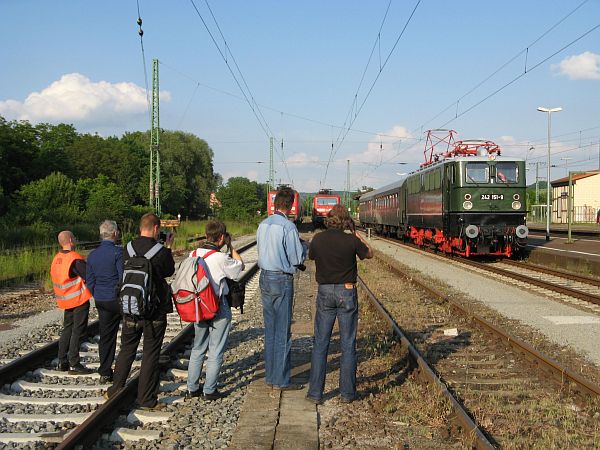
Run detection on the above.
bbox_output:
[150,58,161,215]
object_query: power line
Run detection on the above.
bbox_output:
[135,0,151,127]
[417,0,590,131]
[159,60,418,141]
[188,0,271,139]
[323,0,422,184]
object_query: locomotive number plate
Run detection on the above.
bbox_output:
[480,194,504,200]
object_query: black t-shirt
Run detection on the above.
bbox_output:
[309,229,369,284]
[124,236,175,316]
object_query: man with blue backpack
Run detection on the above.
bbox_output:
[106,213,175,411]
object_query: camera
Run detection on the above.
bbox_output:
[158,231,168,244]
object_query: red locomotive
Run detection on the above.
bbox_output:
[267,185,303,224]
[312,189,340,229]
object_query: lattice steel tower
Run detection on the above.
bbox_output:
[269,137,275,192]
[149,58,161,215]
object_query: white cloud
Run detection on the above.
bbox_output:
[552,51,600,80]
[0,73,171,125]
[285,152,320,167]
[348,125,415,165]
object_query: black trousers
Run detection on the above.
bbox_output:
[95,300,121,377]
[58,302,90,367]
[108,314,167,407]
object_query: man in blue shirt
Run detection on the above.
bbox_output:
[86,220,123,383]
[257,187,307,390]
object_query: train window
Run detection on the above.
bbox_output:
[495,162,518,183]
[434,169,441,189]
[466,162,489,183]
[316,197,339,205]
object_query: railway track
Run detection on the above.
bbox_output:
[0,240,257,448]
[377,235,600,312]
[360,254,600,448]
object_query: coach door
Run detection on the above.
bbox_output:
[443,164,453,231]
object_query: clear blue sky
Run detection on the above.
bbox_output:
[2,0,599,193]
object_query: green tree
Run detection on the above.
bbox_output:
[14,172,79,225]
[216,177,263,220]
[76,175,129,224]
[123,130,218,217]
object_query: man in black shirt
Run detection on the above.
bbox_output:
[306,205,372,404]
[106,213,175,410]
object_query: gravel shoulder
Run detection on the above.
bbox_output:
[368,236,600,382]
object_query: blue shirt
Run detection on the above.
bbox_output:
[257,212,307,274]
[86,240,123,301]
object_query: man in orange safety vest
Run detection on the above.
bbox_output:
[50,230,93,374]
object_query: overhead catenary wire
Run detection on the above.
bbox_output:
[187,0,294,184]
[417,0,590,131]
[158,60,419,142]
[136,0,152,127]
[323,0,422,185]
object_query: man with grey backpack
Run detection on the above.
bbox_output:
[106,213,175,411]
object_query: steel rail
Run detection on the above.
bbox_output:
[377,235,600,306]
[358,277,495,450]
[465,258,600,306]
[57,241,258,449]
[500,259,600,287]
[374,253,600,398]
[0,320,100,386]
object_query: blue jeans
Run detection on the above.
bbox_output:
[307,284,358,401]
[260,270,294,387]
[187,297,232,394]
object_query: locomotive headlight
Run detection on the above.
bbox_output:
[512,201,521,210]
[465,224,479,238]
[463,201,473,210]
[464,193,472,200]
[513,193,520,200]
[516,225,529,239]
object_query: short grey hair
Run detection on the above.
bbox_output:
[99,220,119,240]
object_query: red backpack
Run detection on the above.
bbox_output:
[171,250,219,322]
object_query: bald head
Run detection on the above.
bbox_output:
[57,231,75,250]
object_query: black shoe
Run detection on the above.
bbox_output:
[340,396,354,404]
[202,390,226,401]
[69,364,93,375]
[57,362,69,372]
[273,383,304,391]
[185,389,202,399]
[99,375,113,384]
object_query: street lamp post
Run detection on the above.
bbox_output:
[537,106,562,241]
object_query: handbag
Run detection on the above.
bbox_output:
[226,278,245,313]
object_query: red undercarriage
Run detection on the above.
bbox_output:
[408,226,513,258]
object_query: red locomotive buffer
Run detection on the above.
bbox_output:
[312,189,340,229]
[267,186,303,225]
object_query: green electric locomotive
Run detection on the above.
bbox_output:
[359,130,528,257]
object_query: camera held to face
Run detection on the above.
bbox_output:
[158,231,168,244]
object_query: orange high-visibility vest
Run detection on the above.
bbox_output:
[50,251,92,310]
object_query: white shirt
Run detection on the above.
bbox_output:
[190,248,244,298]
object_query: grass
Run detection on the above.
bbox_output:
[0,247,57,288]
[0,219,260,289]
[172,219,259,250]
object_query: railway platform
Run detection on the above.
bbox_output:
[526,222,600,277]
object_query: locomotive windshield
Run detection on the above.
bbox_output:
[495,162,518,183]
[316,197,338,206]
[465,162,489,183]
